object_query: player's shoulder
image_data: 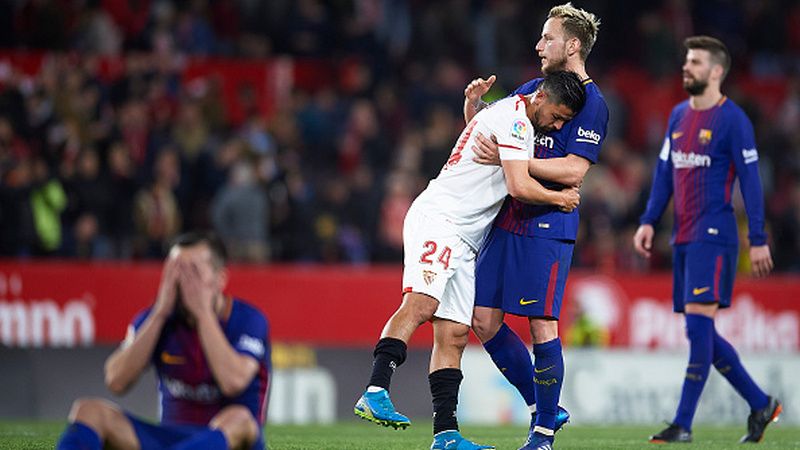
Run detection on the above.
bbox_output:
[513,78,544,95]
[231,298,269,327]
[583,79,606,104]
[484,95,529,122]
[670,99,692,117]
[570,79,609,125]
[719,97,751,121]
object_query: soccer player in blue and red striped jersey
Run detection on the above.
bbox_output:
[634,36,782,444]
[57,232,271,450]
[464,4,607,450]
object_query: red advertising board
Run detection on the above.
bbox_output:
[0,261,798,350]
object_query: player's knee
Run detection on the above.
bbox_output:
[400,293,438,325]
[445,323,470,350]
[530,319,559,344]
[68,397,114,435]
[471,315,495,342]
[210,405,259,449]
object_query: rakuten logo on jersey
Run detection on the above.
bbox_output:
[0,272,95,347]
[575,127,601,145]
[671,151,711,169]
[163,376,221,402]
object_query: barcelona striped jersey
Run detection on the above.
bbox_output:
[130,298,271,427]
[493,78,609,240]
[640,96,767,246]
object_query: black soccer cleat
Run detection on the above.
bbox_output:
[740,396,782,443]
[649,423,692,443]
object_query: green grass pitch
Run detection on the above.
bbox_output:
[1,420,798,449]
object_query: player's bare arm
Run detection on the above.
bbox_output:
[750,245,774,278]
[178,260,259,397]
[501,159,579,212]
[472,132,590,187]
[104,256,180,394]
[463,75,496,123]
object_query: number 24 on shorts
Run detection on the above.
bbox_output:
[420,241,452,270]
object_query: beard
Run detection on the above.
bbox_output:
[683,76,708,96]
[541,53,568,75]
[532,109,555,134]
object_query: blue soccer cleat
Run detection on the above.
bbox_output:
[354,389,411,429]
[531,405,570,433]
[430,430,495,450]
[520,405,569,450]
[519,433,553,450]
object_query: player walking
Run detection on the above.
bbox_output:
[634,35,781,444]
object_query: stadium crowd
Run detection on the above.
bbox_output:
[0,0,798,272]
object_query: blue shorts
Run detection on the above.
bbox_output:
[672,241,737,313]
[126,413,265,450]
[475,227,574,319]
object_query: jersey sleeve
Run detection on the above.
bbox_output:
[231,306,271,363]
[640,112,676,226]
[566,93,609,163]
[122,308,152,346]
[729,109,767,246]
[483,107,531,161]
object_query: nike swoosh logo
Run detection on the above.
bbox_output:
[692,286,710,296]
[534,365,555,373]
[672,131,684,139]
[160,351,186,365]
[519,298,539,305]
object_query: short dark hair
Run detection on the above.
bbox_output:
[171,231,228,269]
[539,70,586,114]
[684,35,731,80]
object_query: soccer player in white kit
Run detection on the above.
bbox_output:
[355,70,586,450]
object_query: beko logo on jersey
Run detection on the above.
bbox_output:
[672,151,711,168]
[534,134,554,148]
[742,148,759,164]
[575,127,601,145]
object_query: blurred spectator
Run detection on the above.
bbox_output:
[62,148,113,258]
[134,148,182,258]
[211,159,270,263]
[106,142,138,257]
[30,157,66,255]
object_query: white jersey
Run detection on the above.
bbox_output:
[410,95,535,250]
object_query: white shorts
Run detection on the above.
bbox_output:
[402,207,477,326]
